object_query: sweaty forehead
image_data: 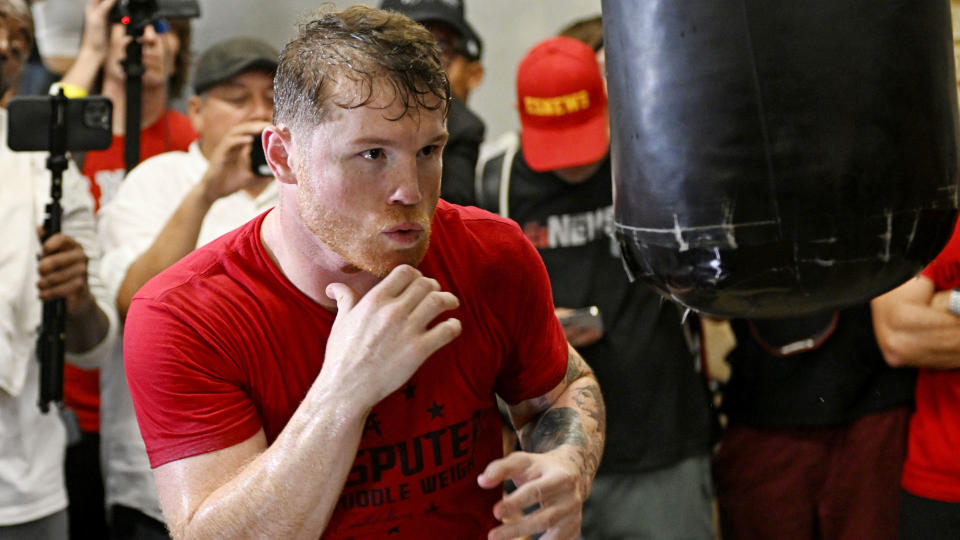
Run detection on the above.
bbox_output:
[331,77,447,119]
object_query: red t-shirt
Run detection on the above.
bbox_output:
[902,217,960,502]
[64,109,196,433]
[124,202,568,538]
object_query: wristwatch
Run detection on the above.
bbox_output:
[950,288,960,316]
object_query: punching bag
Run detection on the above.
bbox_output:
[603,0,960,318]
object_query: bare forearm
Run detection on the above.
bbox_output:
[59,46,104,93]
[873,295,960,369]
[43,56,76,77]
[173,393,369,539]
[117,185,212,318]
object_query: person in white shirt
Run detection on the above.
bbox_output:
[96,36,278,539]
[0,1,116,537]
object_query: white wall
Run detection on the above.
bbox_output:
[191,0,601,141]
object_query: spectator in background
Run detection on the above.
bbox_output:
[60,0,195,208]
[0,1,116,537]
[96,37,278,540]
[713,306,915,540]
[868,8,960,535]
[477,35,716,540]
[872,218,960,540]
[380,0,486,207]
[54,0,196,536]
[558,14,605,92]
[558,13,603,51]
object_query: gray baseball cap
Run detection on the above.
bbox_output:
[193,37,279,94]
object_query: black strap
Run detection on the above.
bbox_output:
[477,152,505,214]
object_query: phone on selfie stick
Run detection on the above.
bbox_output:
[7,91,112,413]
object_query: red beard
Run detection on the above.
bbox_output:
[299,190,435,277]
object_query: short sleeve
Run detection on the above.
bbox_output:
[124,295,262,468]
[488,223,568,405]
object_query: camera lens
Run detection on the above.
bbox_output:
[83,102,111,130]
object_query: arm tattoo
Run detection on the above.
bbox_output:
[574,383,605,437]
[566,348,605,436]
[520,407,586,453]
[564,353,585,385]
[523,350,596,451]
[520,348,606,491]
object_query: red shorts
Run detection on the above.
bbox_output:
[713,405,911,540]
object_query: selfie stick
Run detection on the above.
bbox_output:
[122,20,146,172]
[37,89,70,413]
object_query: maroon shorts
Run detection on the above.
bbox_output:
[713,405,911,540]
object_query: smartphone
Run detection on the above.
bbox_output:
[7,96,112,152]
[250,132,272,177]
[558,306,603,332]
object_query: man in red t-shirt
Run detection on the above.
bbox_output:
[124,6,605,540]
[872,216,960,538]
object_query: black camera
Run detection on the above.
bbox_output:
[7,96,112,152]
[250,132,272,177]
[108,0,200,27]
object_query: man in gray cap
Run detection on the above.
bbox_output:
[380,0,486,206]
[96,36,279,540]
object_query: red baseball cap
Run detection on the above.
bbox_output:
[516,36,608,172]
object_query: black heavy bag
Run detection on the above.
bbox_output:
[603,0,960,318]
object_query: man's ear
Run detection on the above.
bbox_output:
[264,125,297,184]
[187,95,204,134]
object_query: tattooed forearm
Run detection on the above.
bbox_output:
[517,345,606,498]
[575,379,605,491]
[574,382,605,437]
[565,353,585,385]
[520,407,587,453]
[565,347,605,438]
